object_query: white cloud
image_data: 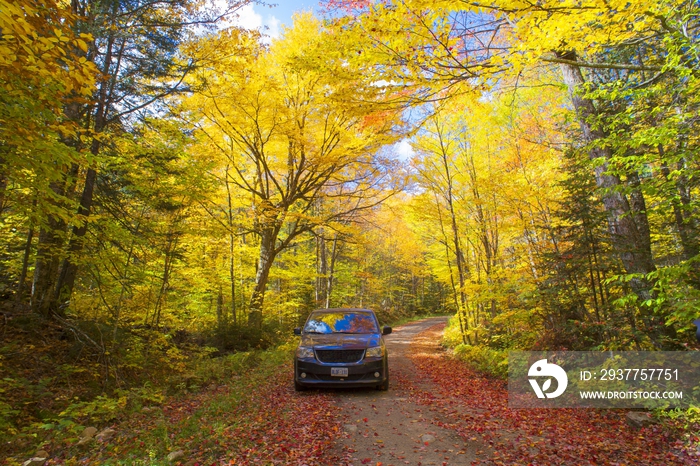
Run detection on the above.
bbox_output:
[232,4,263,30]
[266,16,281,39]
[394,139,415,160]
[229,4,280,42]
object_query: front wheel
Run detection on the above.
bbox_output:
[293,360,305,392]
[378,374,389,391]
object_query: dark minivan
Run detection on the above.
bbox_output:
[293,308,391,391]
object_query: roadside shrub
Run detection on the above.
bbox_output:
[177,341,297,391]
[0,400,19,437]
[202,321,285,352]
[441,315,465,348]
[653,406,700,453]
[191,350,261,384]
[655,406,700,430]
[453,344,508,379]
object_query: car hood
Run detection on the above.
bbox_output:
[300,333,381,349]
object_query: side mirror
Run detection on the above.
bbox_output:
[382,326,392,335]
[293,327,302,336]
[694,319,700,343]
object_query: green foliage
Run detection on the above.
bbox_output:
[648,263,700,344]
[443,314,511,379]
[452,344,508,380]
[55,393,128,426]
[386,311,451,329]
[201,321,287,353]
[0,0,96,224]
[658,406,700,432]
[190,350,262,385]
[113,342,298,465]
[442,316,466,348]
[529,149,626,350]
[0,400,20,437]
[653,405,700,455]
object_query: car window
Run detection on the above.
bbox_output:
[304,311,379,334]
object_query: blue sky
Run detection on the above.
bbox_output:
[264,1,320,26]
[233,1,323,40]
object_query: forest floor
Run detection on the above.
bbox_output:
[13,318,699,465]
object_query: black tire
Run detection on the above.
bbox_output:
[293,360,305,391]
[378,374,389,391]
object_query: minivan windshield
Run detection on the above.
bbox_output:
[304,311,379,334]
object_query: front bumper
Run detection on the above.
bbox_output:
[295,358,387,388]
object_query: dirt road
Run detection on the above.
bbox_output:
[331,317,477,465]
[321,318,695,466]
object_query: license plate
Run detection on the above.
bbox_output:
[331,367,348,377]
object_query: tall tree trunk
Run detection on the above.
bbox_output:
[325,235,339,309]
[557,51,672,346]
[52,11,118,310]
[53,165,98,307]
[31,159,81,316]
[31,210,66,317]
[437,136,471,343]
[15,196,38,308]
[152,231,178,327]
[248,228,277,328]
[29,87,85,316]
[225,166,237,323]
[316,233,328,306]
[216,285,224,329]
[0,167,7,219]
[16,222,35,307]
[435,192,469,345]
[558,52,656,291]
[658,150,700,285]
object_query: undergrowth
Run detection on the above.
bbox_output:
[0,308,296,463]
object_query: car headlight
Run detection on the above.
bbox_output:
[296,346,315,359]
[365,346,383,358]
